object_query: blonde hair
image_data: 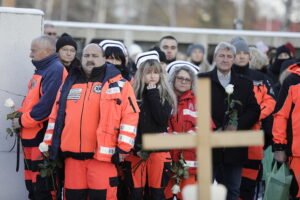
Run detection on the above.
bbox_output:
[249,47,269,70]
[133,59,177,109]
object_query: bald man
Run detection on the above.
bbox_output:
[39,43,139,200]
[11,35,66,200]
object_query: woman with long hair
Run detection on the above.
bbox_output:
[164,61,199,200]
[124,51,177,200]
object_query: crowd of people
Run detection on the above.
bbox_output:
[10,23,300,200]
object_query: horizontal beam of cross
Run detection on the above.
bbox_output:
[142,131,264,150]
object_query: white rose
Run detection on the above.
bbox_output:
[4,98,15,108]
[225,84,234,95]
[171,184,181,194]
[39,142,49,153]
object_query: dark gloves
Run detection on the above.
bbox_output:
[111,147,130,166]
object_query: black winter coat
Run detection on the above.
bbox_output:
[198,68,260,165]
[134,88,172,151]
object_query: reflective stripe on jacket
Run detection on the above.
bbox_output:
[19,54,67,140]
[47,64,139,161]
[168,90,197,175]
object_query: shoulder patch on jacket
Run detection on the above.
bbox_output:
[93,85,102,94]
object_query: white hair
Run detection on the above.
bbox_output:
[214,42,236,56]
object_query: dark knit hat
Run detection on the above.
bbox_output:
[230,36,249,53]
[186,43,205,56]
[149,46,167,63]
[275,45,291,59]
[56,33,77,52]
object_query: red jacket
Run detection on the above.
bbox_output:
[168,90,198,175]
[273,64,300,156]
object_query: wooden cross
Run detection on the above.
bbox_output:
[142,78,264,200]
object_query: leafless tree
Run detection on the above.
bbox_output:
[281,0,293,31]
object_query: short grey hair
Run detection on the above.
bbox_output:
[44,23,55,29]
[214,42,236,56]
[33,35,56,53]
[169,66,197,93]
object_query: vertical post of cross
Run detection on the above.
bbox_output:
[197,78,212,199]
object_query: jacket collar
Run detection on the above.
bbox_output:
[178,90,194,101]
[288,63,300,76]
[232,63,250,74]
[211,67,239,87]
[32,53,59,70]
[102,63,122,85]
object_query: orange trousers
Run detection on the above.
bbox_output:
[123,152,171,200]
[23,146,56,200]
[64,158,118,200]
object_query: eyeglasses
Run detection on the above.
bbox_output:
[176,76,191,83]
[46,32,57,36]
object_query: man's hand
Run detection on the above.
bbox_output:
[274,151,287,163]
[12,118,21,129]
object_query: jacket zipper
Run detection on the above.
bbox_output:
[128,97,137,113]
[88,82,94,100]
[79,83,88,154]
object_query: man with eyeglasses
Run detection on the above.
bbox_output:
[56,33,80,72]
[44,23,57,40]
[198,42,260,200]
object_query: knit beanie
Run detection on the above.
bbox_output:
[275,45,291,59]
[149,46,167,64]
[186,43,205,57]
[230,36,249,53]
[56,33,77,52]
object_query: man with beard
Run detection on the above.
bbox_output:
[159,35,178,64]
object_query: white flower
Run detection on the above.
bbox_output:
[171,184,181,194]
[225,84,234,95]
[39,142,49,153]
[4,98,15,108]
